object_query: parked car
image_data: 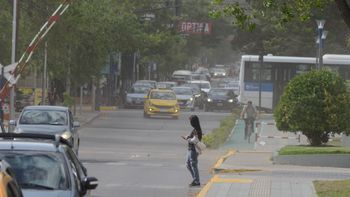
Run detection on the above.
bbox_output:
[172,86,195,111]
[125,85,151,108]
[0,133,98,197]
[204,88,238,112]
[10,106,80,154]
[0,160,23,197]
[144,89,180,119]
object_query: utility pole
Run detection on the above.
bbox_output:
[42,41,48,105]
[10,0,18,120]
[258,54,263,114]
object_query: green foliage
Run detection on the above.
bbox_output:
[202,108,241,148]
[278,145,350,155]
[210,0,333,31]
[314,180,350,197]
[63,92,74,108]
[274,70,350,146]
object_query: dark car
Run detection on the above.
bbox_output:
[10,106,80,154]
[0,159,23,197]
[0,133,98,197]
[204,88,238,112]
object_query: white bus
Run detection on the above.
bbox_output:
[239,54,350,111]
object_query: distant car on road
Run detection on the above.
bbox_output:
[210,68,227,78]
[10,105,80,154]
[186,80,211,94]
[172,86,195,111]
[144,89,180,119]
[204,88,238,112]
[156,81,177,89]
[134,80,157,89]
[125,85,151,108]
[0,133,98,197]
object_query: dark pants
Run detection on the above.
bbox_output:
[186,149,200,184]
[244,118,255,140]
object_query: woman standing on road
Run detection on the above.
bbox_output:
[182,115,203,187]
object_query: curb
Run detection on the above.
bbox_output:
[196,149,236,197]
[80,112,101,127]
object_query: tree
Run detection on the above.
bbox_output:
[210,0,335,31]
[274,70,350,146]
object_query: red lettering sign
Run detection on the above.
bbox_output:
[177,21,212,35]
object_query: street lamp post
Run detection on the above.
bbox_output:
[316,20,328,69]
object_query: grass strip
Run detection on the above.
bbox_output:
[278,145,350,155]
[202,108,241,149]
[314,180,350,197]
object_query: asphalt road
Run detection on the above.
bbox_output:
[78,109,230,197]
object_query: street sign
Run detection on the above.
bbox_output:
[177,21,212,35]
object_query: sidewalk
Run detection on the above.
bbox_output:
[199,114,350,197]
[73,105,100,126]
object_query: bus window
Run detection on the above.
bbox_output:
[245,62,272,81]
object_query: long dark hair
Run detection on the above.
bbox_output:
[190,115,203,140]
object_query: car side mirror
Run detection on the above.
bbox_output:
[83,177,98,190]
[73,121,80,128]
[9,120,16,126]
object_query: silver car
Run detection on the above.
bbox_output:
[10,106,80,154]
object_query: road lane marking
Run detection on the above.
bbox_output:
[196,175,252,197]
[212,176,253,183]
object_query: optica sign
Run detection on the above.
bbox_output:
[177,21,212,35]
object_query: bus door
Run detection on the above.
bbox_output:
[272,64,294,109]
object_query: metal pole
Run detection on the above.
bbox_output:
[319,38,323,69]
[258,54,263,113]
[42,41,48,105]
[10,0,18,120]
[80,86,83,114]
[318,28,322,70]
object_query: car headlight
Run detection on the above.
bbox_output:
[214,73,218,76]
[228,99,234,103]
[207,98,212,102]
[189,97,193,101]
[223,73,226,76]
[61,131,73,141]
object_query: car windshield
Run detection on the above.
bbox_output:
[0,151,68,190]
[173,88,192,95]
[131,86,150,94]
[209,89,229,96]
[150,92,176,100]
[19,110,67,125]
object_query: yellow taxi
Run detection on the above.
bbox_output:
[144,89,180,119]
[0,160,23,197]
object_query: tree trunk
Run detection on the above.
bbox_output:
[335,0,350,28]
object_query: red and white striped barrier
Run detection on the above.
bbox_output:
[0,0,73,98]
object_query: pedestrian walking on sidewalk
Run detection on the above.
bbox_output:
[181,115,203,187]
[240,101,257,142]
